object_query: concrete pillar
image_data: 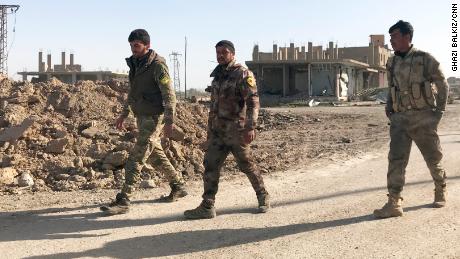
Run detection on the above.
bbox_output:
[308,42,313,61]
[61,52,66,70]
[22,74,27,81]
[335,66,340,99]
[289,43,295,60]
[335,44,339,59]
[283,64,289,97]
[97,73,103,81]
[307,63,312,96]
[272,44,278,60]
[70,53,74,65]
[329,42,334,59]
[38,52,43,72]
[252,44,259,61]
[368,43,374,65]
[47,54,52,72]
[301,46,306,60]
[72,73,77,84]
[374,45,380,66]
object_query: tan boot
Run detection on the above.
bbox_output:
[184,201,216,220]
[373,194,403,219]
[257,193,270,213]
[433,188,446,208]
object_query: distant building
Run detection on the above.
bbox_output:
[447,77,460,96]
[246,35,392,100]
[18,51,127,84]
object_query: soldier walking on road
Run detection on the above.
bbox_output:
[374,20,450,218]
[184,40,270,219]
[100,29,187,215]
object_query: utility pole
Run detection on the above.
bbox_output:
[0,5,20,75]
[184,36,187,100]
[169,51,182,99]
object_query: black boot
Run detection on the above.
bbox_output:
[157,183,188,203]
[100,192,130,215]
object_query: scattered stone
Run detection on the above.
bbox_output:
[81,127,104,138]
[68,175,87,183]
[340,137,353,143]
[45,138,69,154]
[0,117,35,142]
[54,174,70,181]
[140,179,157,189]
[18,171,34,187]
[103,150,129,167]
[170,126,186,141]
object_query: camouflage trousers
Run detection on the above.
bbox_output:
[387,109,447,195]
[202,123,267,206]
[122,114,183,196]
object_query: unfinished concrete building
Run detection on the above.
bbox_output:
[447,77,460,97]
[18,51,126,84]
[246,35,391,100]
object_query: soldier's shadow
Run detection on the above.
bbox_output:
[24,202,435,259]
[25,213,375,259]
[2,176,459,244]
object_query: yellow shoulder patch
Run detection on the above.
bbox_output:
[160,75,170,85]
[246,76,256,88]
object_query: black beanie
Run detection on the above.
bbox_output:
[215,40,235,54]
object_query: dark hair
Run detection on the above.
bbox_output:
[215,40,235,54]
[389,20,414,41]
[128,29,150,45]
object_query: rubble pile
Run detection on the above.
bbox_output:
[0,78,208,193]
[0,77,391,194]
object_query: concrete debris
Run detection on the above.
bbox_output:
[18,171,34,187]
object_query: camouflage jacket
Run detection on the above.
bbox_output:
[386,46,449,113]
[122,50,176,124]
[207,60,259,132]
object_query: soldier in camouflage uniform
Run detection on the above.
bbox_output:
[184,40,270,219]
[374,21,450,218]
[100,29,187,215]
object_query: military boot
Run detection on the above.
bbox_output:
[184,201,216,219]
[373,194,403,219]
[257,193,270,213]
[157,182,188,203]
[433,188,446,208]
[100,192,130,215]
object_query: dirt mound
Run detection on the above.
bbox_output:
[0,78,209,193]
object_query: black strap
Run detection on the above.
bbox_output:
[389,56,398,90]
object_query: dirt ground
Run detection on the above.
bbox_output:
[0,104,459,258]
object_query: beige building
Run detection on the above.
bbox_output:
[18,51,126,84]
[246,35,391,100]
[447,77,460,97]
